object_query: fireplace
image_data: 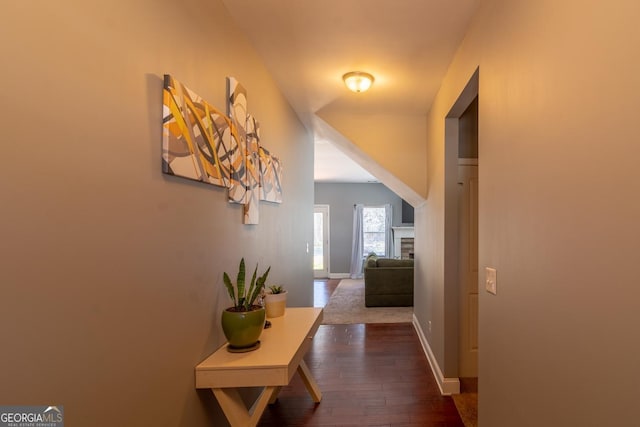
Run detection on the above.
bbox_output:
[401,237,415,259]
[392,227,414,259]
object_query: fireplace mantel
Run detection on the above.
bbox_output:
[392,226,414,258]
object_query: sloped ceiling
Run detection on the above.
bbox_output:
[222,0,479,195]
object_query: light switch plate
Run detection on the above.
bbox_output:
[486,267,497,295]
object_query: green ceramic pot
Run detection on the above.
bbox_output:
[221,307,266,349]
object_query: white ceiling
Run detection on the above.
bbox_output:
[314,138,378,183]
[222,0,480,182]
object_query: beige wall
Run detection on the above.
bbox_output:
[416,0,640,424]
[0,1,313,425]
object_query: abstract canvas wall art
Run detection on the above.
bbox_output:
[244,114,261,224]
[258,146,283,203]
[226,77,248,205]
[162,74,282,225]
[162,75,231,187]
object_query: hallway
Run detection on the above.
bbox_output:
[257,280,463,426]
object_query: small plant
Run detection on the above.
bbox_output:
[268,284,285,294]
[223,258,271,311]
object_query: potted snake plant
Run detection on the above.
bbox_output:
[221,258,270,351]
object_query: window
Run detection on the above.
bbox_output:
[362,206,387,256]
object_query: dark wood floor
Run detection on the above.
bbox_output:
[257,280,463,427]
[313,278,341,308]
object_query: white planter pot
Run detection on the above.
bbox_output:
[264,291,287,318]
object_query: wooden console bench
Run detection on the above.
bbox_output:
[195,307,323,427]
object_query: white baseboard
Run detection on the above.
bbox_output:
[412,314,460,395]
[328,273,350,279]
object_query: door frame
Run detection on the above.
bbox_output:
[313,205,330,278]
[443,68,479,380]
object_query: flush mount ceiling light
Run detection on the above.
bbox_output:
[342,71,375,93]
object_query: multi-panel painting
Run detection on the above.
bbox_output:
[162,74,282,224]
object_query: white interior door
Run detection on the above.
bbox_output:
[458,161,479,377]
[313,205,330,278]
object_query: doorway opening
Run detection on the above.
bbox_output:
[457,97,479,378]
[444,68,479,387]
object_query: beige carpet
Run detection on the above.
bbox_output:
[321,279,413,324]
[452,378,478,427]
[453,394,478,427]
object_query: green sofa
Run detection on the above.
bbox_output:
[364,254,414,307]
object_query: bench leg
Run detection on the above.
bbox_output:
[212,386,276,427]
[297,360,322,403]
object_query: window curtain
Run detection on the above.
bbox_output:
[350,204,364,279]
[384,203,393,258]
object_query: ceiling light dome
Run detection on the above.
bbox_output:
[342,71,374,93]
